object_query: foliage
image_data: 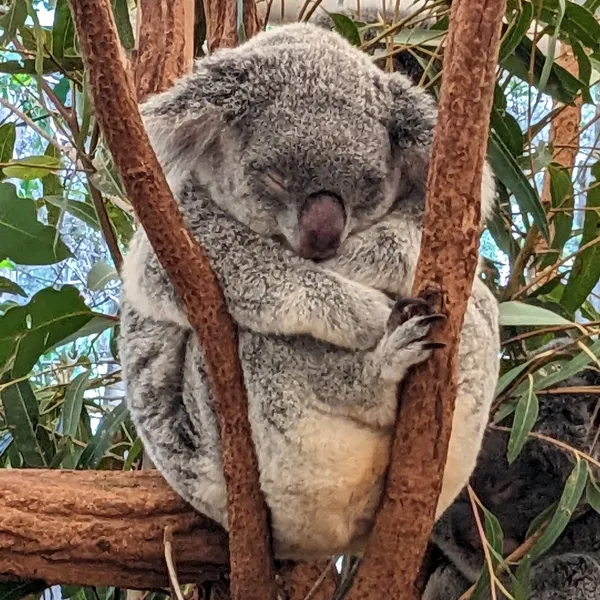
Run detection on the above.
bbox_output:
[0,0,599,599]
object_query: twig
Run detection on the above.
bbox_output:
[164,527,187,600]
[88,182,124,272]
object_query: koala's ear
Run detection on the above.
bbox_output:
[139,58,250,180]
[385,73,436,195]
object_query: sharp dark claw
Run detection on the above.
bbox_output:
[423,342,446,350]
[419,313,447,326]
[392,297,431,312]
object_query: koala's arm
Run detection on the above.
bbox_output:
[121,189,393,351]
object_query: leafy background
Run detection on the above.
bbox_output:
[0,0,599,599]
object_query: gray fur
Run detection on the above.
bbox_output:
[424,373,600,599]
[119,23,500,559]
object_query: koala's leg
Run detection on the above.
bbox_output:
[119,299,228,528]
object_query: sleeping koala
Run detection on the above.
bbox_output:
[119,23,500,559]
[424,370,600,599]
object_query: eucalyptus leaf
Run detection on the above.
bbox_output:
[0,124,16,182]
[0,276,26,298]
[77,400,129,468]
[527,457,587,562]
[2,156,61,180]
[0,285,94,377]
[329,13,361,47]
[61,371,92,439]
[0,378,47,467]
[585,475,600,514]
[0,581,47,600]
[498,301,573,326]
[87,261,119,291]
[0,182,72,265]
[507,384,539,463]
[488,132,549,239]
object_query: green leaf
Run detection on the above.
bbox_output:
[499,2,534,63]
[44,194,101,230]
[540,164,574,269]
[61,371,91,439]
[495,361,531,398]
[539,0,566,94]
[507,383,539,463]
[0,0,28,43]
[77,400,129,468]
[0,581,47,600]
[0,285,94,377]
[123,436,144,470]
[488,132,549,239]
[0,57,83,75]
[2,155,61,180]
[570,37,592,87]
[111,0,135,50]
[0,124,16,182]
[535,339,600,390]
[87,260,119,291]
[498,301,573,326]
[329,13,361,46]
[52,0,76,59]
[0,276,26,298]
[46,314,117,351]
[586,475,600,514]
[560,162,600,314]
[0,182,71,265]
[491,108,524,157]
[0,378,47,467]
[527,457,587,562]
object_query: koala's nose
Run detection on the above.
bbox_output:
[298,192,345,261]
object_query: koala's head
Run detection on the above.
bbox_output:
[140,23,437,261]
[433,375,600,581]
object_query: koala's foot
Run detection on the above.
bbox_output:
[374,297,446,383]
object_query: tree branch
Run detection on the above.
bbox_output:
[65,1,277,599]
[346,1,506,598]
[203,0,262,52]
[0,470,228,589]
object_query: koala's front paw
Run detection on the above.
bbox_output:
[374,298,446,382]
[345,286,395,350]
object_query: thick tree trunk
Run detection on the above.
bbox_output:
[0,470,228,589]
[346,1,506,598]
[203,0,262,52]
[135,0,196,102]
[66,1,277,599]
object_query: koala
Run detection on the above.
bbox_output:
[119,23,500,560]
[423,370,600,600]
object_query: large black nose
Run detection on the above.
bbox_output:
[298,192,346,261]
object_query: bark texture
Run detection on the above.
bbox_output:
[0,470,228,589]
[203,0,262,52]
[66,2,276,599]
[346,1,506,598]
[135,0,195,102]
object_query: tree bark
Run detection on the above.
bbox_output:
[203,0,262,52]
[135,0,196,102]
[0,470,228,589]
[66,2,277,599]
[346,1,506,599]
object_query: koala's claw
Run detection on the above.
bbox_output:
[387,296,442,332]
[418,313,447,327]
[423,341,446,350]
[375,313,442,383]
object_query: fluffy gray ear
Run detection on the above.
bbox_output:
[139,57,250,182]
[385,72,497,222]
[384,72,436,197]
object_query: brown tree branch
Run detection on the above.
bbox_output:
[203,0,262,52]
[65,1,277,599]
[0,470,228,589]
[346,1,506,598]
[135,0,196,102]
